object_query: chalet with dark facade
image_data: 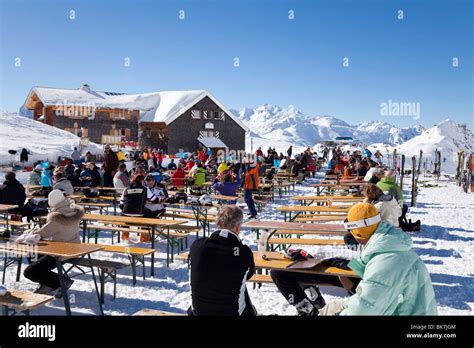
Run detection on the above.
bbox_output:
[22,85,248,153]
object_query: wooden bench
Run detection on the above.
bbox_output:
[293,215,347,222]
[133,308,185,316]
[0,289,54,315]
[248,274,272,283]
[77,202,112,214]
[67,257,129,304]
[98,243,155,286]
[268,237,345,246]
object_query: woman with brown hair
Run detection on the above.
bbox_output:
[362,183,402,227]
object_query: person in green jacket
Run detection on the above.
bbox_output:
[320,202,437,316]
[193,164,207,187]
[376,170,404,204]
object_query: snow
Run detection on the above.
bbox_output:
[234,104,424,151]
[139,90,206,124]
[395,119,473,175]
[0,111,102,166]
[3,172,473,316]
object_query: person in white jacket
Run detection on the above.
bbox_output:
[362,183,402,227]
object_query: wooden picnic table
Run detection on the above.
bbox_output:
[276,205,349,222]
[82,213,187,270]
[0,239,104,316]
[253,251,357,277]
[311,182,367,196]
[0,289,54,315]
[242,220,345,238]
[0,204,19,234]
[290,195,364,206]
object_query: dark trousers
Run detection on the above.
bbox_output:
[24,256,60,289]
[244,189,257,216]
[103,172,114,187]
[271,269,359,306]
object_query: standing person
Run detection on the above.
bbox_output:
[0,171,26,214]
[244,162,259,219]
[287,146,293,161]
[20,148,29,167]
[71,147,81,165]
[188,205,256,316]
[20,190,84,294]
[103,145,119,187]
[113,163,130,189]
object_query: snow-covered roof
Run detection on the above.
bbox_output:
[198,136,228,149]
[24,86,249,132]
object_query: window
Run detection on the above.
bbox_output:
[77,110,82,117]
[121,129,126,136]
[200,130,214,137]
[191,110,201,119]
[88,111,95,120]
[55,109,63,116]
[114,112,119,120]
[203,111,212,119]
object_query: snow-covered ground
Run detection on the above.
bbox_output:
[0,112,102,167]
[2,173,473,316]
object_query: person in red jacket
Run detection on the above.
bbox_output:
[244,162,259,219]
[171,164,186,188]
[185,159,195,172]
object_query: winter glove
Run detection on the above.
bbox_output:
[318,300,346,316]
[15,232,41,246]
[321,257,351,270]
[284,248,313,261]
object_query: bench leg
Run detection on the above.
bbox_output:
[87,255,104,316]
[128,255,137,286]
[16,257,22,282]
[99,268,105,304]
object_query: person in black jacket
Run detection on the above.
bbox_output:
[0,171,26,214]
[189,205,256,316]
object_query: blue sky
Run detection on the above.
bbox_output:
[1,0,472,129]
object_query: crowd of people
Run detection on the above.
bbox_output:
[0,142,435,316]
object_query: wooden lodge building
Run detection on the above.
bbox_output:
[22,84,248,154]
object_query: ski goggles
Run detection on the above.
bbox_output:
[343,213,381,231]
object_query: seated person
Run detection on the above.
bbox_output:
[21,190,84,294]
[188,205,256,316]
[363,184,402,226]
[52,170,74,195]
[320,203,437,316]
[28,165,43,186]
[0,171,26,214]
[171,164,186,188]
[167,159,177,171]
[211,172,242,204]
[144,174,168,218]
[113,163,131,189]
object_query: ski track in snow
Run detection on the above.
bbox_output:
[2,174,473,316]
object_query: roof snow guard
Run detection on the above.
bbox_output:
[23,86,249,132]
[198,136,228,149]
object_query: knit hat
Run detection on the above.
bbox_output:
[345,202,381,240]
[48,189,76,216]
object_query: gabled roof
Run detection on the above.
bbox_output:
[23,86,249,132]
[198,136,228,149]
